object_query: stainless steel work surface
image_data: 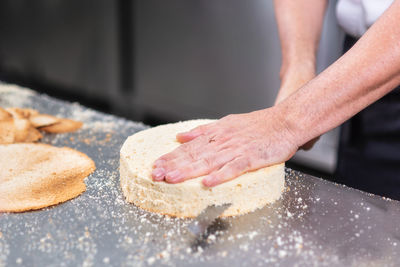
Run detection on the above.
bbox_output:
[1,84,400,267]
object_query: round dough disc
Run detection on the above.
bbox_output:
[120,120,285,218]
[0,143,96,212]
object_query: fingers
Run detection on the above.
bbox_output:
[176,124,212,143]
[202,157,251,187]
[176,131,200,143]
[164,159,215,183]
[153,147,238,183]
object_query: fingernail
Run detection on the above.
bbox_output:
[152,168,165,181]
[165,170,182,182]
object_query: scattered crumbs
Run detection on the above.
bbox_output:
[248,231,258,240]
[276,236,284,246]
[207,234,216,242]
[0,83,35,108]
[240,243,249,251]
[146,256,156,265]
[158,250,170,261]
[1,86,399,267]
[278,250,287,258]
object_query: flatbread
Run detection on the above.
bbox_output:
[24,127,43,142]
[0,119,15,144]
[0,107,82,143]
[120,120,285,218]
[12,117,31,142]
[5,107,38,119]
[3,108,43,143]
[0,107,12,120]
[0,143,96,212]
[29,114,60,128]
[39,118,83,133]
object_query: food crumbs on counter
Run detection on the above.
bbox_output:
[146,256,156,265]
[207,234,216,243]
[278,250,287,258]
[1,85,399,266]
[158,250,170,261]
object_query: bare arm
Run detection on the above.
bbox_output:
[281,0,400,147]
[274,0,327,104]
[152,0,400,187]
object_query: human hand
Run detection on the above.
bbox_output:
[151,108,300,187]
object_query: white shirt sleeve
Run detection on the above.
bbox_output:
[336,0,393,37]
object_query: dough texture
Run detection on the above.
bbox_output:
[120,120,285,218]
[0,143,96,212]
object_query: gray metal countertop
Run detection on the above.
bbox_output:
[0,84,399,267]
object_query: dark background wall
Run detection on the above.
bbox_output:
[0,0,119,111]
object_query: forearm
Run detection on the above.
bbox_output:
[279,0,400,146]
[273,0,327,75]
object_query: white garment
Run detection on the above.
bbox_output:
[336,0,394,37]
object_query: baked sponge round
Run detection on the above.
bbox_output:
[120,120,285,218]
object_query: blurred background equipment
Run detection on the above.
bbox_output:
[0,0,344,176]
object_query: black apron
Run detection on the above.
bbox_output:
[335,35,400,200]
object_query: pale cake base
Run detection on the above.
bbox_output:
[120,120,285,218]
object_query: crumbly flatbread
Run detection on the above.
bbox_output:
[0,108,15,144]
[0,119,15,144]
[120,120,285,218]
[0,107,12,120]
[29,114,60,128]
[5,107,39,119]
[4,108,42,143]
[0,143,96,212]
[0,107,82,143]
[24,127,43,142]
[39,119,83,133]
[12,118,31,142]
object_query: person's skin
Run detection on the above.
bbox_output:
[152,0,400,187]
[274,0,327,150]
[274,0,327,105]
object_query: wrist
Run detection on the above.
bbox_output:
[272,102,309,149]
[280,57,316,81]
[265,106,304,150]
[276,60,316,105]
